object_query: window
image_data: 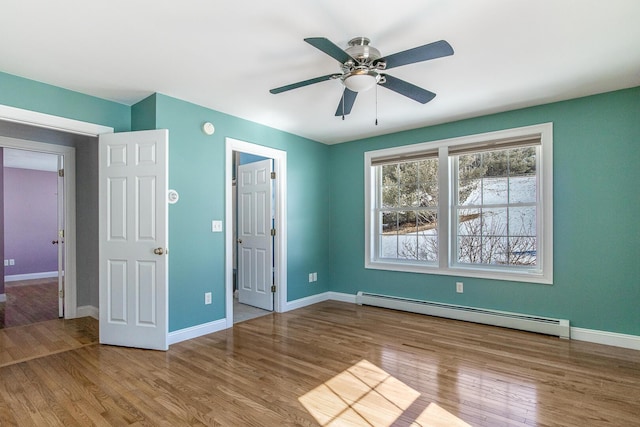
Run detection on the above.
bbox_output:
[365,123,553,284]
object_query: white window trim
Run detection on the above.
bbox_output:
[364,123,553,284]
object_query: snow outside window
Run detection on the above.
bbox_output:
[364,123,553,284]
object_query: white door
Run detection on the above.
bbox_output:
[237,159,273,311]
[57,155,64,318]
[98,129,169,350]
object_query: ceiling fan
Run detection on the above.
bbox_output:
[270,36,454,117]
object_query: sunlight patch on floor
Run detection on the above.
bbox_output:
[411,402,471,427]
[299,359,419,426]
[299,359,469,426]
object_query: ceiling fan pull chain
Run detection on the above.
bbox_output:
[375,83,379,126]
[342,92,345,120]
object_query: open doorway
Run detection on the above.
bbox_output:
[0,148,62,328]
[225,138,288,327]
[232,152,274,323]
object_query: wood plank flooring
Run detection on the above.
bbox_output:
[0,278,59,328]
[0,301,638,426]
[0,317,98,368]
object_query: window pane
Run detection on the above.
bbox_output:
[458,179,481,205]
[508,147,536,176]
[381,211,398,233]
[398,234,418,260]
[483,150,509,177]
[419,183,438,206]
[509,176,536,204]
[458,153,484,180]
[380,235,399,259]
[481,236,508,264]
[482,208,507,236]
[458,208,481,236]
[382,185,399,208]
[381,164,399,208]
[482,178,508,205]
[508,207,536,236]
[457,235,482,264]
[418,211,437,261]
[508,237,537,266]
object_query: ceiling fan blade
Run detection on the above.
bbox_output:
[305,37,355,64]
[270,74,339,94]
[377,40,454,70]
[335,88,358,116]
[379,74,436,104]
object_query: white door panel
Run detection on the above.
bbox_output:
[237,159,273,311]
[99,129,168,350]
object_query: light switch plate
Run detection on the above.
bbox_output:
[211,220,223,232]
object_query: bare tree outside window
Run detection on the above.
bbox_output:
[377,146,537,267]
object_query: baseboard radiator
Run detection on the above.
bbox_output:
[356,291,570,339]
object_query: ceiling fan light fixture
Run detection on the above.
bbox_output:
[343,69,380,92]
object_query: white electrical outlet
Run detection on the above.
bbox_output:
[205,292,212,305]
[313,272,318,282]
[9,259,15,266]
[3,260,7,267]
[309,273,313,283]
[456,282,463,293]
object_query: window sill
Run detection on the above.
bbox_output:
[365,260,552,285]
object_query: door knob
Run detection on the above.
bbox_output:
[52,240,58,245]
[153,247,165,255]
[237,239,243,244]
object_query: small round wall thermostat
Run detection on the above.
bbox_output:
[202,122,215,135]
[168,189,179,204]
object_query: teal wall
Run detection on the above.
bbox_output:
[152,94,331,331]
[329,87,640,335]
[0,71,130,132]
[2,69,638,337]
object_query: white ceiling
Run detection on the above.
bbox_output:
[1,1,639,145]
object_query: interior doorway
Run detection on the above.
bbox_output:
[0,148,62,328]
[233,153,274,323]
[225,138,288,328]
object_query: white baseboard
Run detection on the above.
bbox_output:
[168,318,228,345]
[76,305,99,320]
[283,291,332,312]
[327,291,357,304]
[5,271,58,282]
[571,327,640,351]
[0,293,5,302]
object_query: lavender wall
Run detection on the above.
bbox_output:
[3,167,58,276]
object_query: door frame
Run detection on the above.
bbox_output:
[225,138,287,327]
[0,104,113,318]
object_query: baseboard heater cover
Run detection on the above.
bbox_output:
[356,291,570,339]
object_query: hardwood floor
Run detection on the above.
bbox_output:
[0,278,59,328]
[0,301,638,426]
[0,316,98,368]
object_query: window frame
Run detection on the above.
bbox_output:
[364,123,553,284]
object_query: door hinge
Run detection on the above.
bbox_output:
[59,289,64,298]
[271,285,276,293]
[58,169,64,177]
[270,171,276,179]
[270,228,276,237]
[59,230,64,238]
